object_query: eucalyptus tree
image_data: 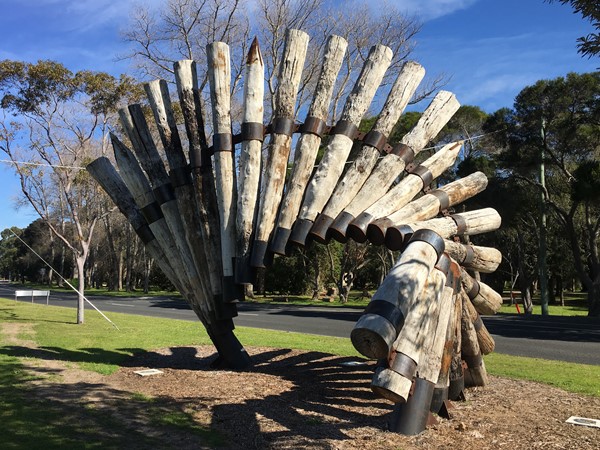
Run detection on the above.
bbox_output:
[0,60,141,323]
[485,72,600,316]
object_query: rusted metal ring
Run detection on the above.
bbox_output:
[300,116,328,138]
[435,252,451,275]
[429,189,451,211]
[141,202,164,224]
[389,143,415,164]
[467,278,481,299]
[463,245,475,265]
[362,130,388,152]
[410,165,434,189]
[241,122,266,142]
[169,165,192,188]
[363,299,405,333]
[450,214,468,234]
[332,120,359,139]
[213,132,233,152]
[135,223,155,245]
[390,352,417,379]
[271,117,296,137]
[448,261,461,292]
[407,229,445,260]
[153,183,176,205]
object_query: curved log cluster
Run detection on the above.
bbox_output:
[86,29,504,435]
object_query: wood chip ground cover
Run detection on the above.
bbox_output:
[3,328,598,450]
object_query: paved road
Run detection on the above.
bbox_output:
[2,284,599,365]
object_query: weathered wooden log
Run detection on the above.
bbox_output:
[351,230,445,360]
[235,38,265,281]
[207,42,239,293]
[289,43,393,246]
[460,267,503,315]
[145,78,230,307]
[368,171,488,245]
[326,91,460,241]
[250,29,309,267]
[464,295,495,354]
[443,240,502,273]
[460,290,488,387]
[86,157,188,298]
[173,60,224,296]
[271,34,348,255]
[371,254,449,404]
[110,133,212,320]
[431,297,458,413]
[448,284,465,401]
[347,141,462,242]
[311,61,425,243]
[385,207,502,251]
[119,106,218,319]
[419,273,455,384]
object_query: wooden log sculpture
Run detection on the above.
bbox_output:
[86,28,506,436]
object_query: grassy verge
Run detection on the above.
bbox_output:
[1,298,598,395]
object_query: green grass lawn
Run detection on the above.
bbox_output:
[1,297,599,448]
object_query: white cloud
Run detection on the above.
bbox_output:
[387,0,481,21]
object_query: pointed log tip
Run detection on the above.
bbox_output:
[247,37,263,66]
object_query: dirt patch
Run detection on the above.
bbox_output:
[5,337,600,449]
[109,346,600,449]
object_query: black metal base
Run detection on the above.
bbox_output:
[328,211,354,243]
[385,225,414,251]
[222,275,244,303]
[448,375,465,401]
[367,218,392,245]
[270,226,292,256]
[309,214,334,244]
[234,256,256,285]
[430,386,449,414]
[389,377,436,436]
[213,293,238,320]
[288,218,314,247]
[250,239,269,268]
[346,213,372,243]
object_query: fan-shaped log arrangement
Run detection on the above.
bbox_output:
[86,29,503,435]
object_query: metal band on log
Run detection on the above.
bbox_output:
[348,141,462,242]
[351,229,445,360]
[328,91,460,241]
[271,35,348,255]
[312,61,425,243]
[251,29,309,267]
[289,44,393,247]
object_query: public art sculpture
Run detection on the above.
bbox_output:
[87,29,503,435]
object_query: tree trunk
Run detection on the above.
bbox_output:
[76,254,85,324]
[588,281,600,317]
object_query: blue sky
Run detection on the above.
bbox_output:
[0,0,597,231]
